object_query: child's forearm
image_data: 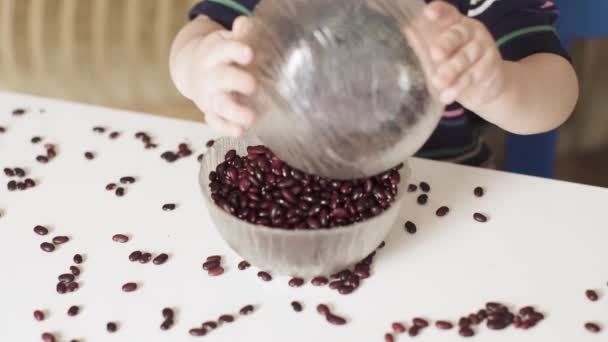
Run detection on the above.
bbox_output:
[475,53,579,135]
[170,16,224,99]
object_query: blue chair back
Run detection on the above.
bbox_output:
[554,0,608,48]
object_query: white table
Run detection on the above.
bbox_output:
[0,91,607,342]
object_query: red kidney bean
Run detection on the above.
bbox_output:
[105,183,116,191]
[417,194,428,205]
[109,131,120,139]
[316,304,329,315]
[392,322,406,333]
[34,225,49,236]
[34,310,45,321]
[67,305,79,316]
[291,301,303,312]
[473,213,488,222]
[25,178,35,188]
[585,322,601,333]
[519,306,533,315]
[14,168,25,177]
[153,253,168,265]
[70,266,80,276]
[162,203,176,211]
[530,312,544,321]
[93,126,105,133]
[338,285,355,295]
[419,182,430,192]
[459,327,474,337]
[459,317,471,327]
[119,176,135,184]
[41,332,56,342]
[288,277,304,287]
[106,322,118,333]
[59,274,75,283]
[203,260,220,271]
[413,318,428,328]
[139,253,152,264]
[206,139,215,148]
[206,255,221,262]
[56,282,67,294]
[468,313,480,325]
[84,152,94,160]
[160,319,173,331]
[384,333,394,342]
[7,180,17,191]
[208,266,224,277]
[329,281,343,290]
[408,326,419,337]
[128,251,142,262]
[122,282,138,292]
[189,328,207,336]
[585,289,599,301]
[436,320,453,329]
[219,314,234,323]
[162,308,174,319]
[40,242,55,252]
[3,168,15,177]
[72,254,83,264]
[326,314,347,325]
[67,282,79,292]
[436,206,449,217]
[115,187,125,197]
[202,321,217,330]
[474,186,484,197]
[311,276,329,286]
[112,234,129,243]
[404,221,417,234]
[257,271,272,282]
[52,236,69,244]
[485,302,504,312]
[238,260,250,270]
[239,305,254,315]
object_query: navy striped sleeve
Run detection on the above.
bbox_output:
[189,0,259,29]
[468,0,570,62]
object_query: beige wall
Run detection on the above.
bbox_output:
[0,0,201,120]
[0,0,607,156]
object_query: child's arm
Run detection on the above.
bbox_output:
[423,1,578,135]
[170,11,256,136]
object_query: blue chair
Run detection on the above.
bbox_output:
[504,0,608,178]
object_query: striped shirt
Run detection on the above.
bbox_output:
[190,0,570,166]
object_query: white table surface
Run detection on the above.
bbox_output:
[0,91,607,342]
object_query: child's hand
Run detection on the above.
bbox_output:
[189,17,257,136]
[424,2,506,110]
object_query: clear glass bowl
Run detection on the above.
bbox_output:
[241,0,442,179]
[198,136,410,277]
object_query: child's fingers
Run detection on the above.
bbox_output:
[432,38,483,89]
[438,72,472,104]
[211,66,257,95]
[464,49,505,106]
[213,92,256,127]
[423,1,462,32]
[204,39,253,67]
[430,22,475,62]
